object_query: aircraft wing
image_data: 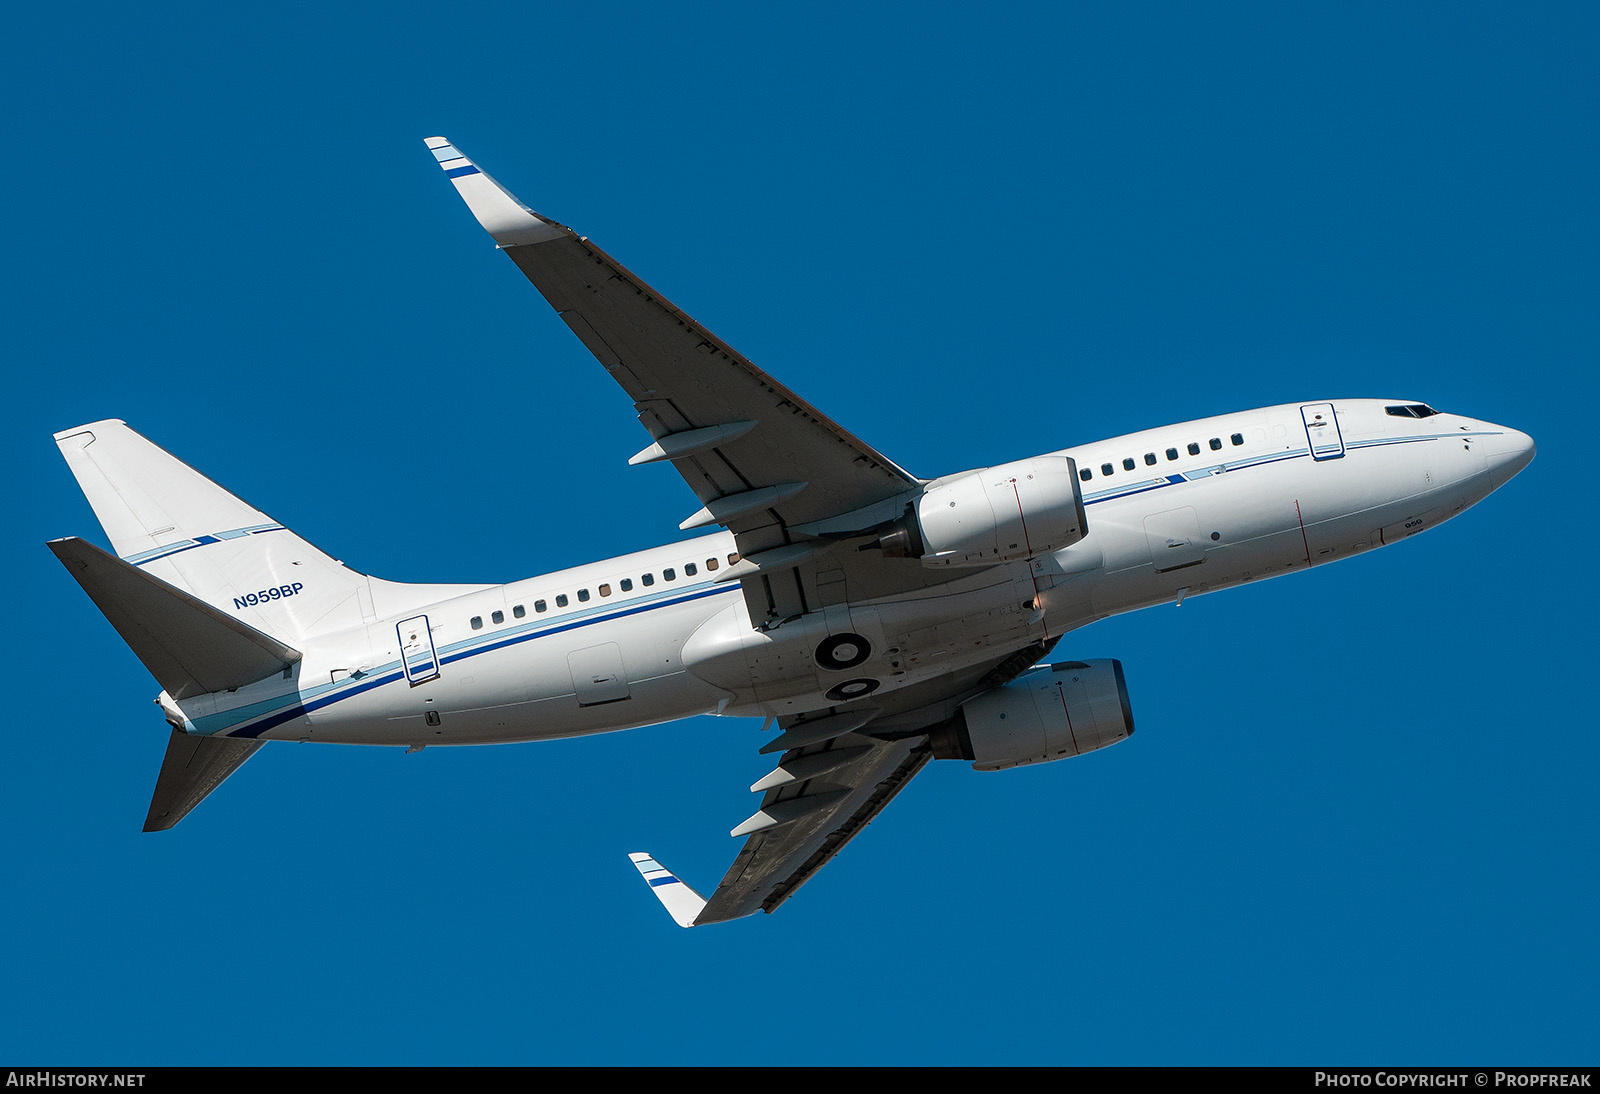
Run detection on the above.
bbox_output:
[631,726,931,927]
[631,639,1056,926]
[697,727,931,924]
[427,138,949,622]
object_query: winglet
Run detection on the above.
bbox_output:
[424,137,568,247]
[627,852,707,928]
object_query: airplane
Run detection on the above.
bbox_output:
[48,137,1536,928]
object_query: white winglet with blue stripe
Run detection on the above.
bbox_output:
[423,137,567,247]
[627,852,708,928]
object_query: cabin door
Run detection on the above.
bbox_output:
[1301,403,1346,461]
[397,615,441,685]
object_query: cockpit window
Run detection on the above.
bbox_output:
[1385,404,1439,418]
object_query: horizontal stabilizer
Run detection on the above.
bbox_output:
[627,852,711,928]
[49,537,301,700]
[144,727,264,831]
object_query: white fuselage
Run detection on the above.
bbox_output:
[170,399,1532,746]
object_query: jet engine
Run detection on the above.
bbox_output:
[930,660,1134,771]
[874,456,1087,567]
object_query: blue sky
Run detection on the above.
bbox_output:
[5,2,1595,1065]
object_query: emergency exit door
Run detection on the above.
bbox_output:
[1301,403,1346,461]
[397,615,441,685]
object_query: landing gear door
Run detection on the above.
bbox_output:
[1301,403,1345,461]
[398,615,441,685]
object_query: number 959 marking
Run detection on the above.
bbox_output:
[234,582,305,609]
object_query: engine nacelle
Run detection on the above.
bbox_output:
[877,456,1087,567]
[931,660,1134,771]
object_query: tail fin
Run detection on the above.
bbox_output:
[54,421,370,641]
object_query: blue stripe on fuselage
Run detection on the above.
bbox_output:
[214,582,741,738]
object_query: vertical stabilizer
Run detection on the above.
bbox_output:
[54,421,370,641]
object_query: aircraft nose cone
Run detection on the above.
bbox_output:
[1487,427,1536,489]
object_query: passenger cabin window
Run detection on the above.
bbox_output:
[578,588,590,602]
[642,573,654,586]
[556,594,568,608]
[620,578,633,591]
[1101,462,1114,476]
[706,558,719,571]
[1386,404,1439,418]
[1144,453,1157,466]
[685,563,697,576]
[491,610,504,625]
[1231,433,1244,446]
[1080,467,1092,481]
[599,583,611,597]
[1122,457,1135,471]
[1209,438,1222,451]
[470,616,483,630]
[1187,442,1200,455]
[535,599,547,613]
[728,553,740,565]
[513,605,525,619]
[1166,447,1179,460]
[664,567,676,581]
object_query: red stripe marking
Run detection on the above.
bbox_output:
[1294,499,1312,566]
